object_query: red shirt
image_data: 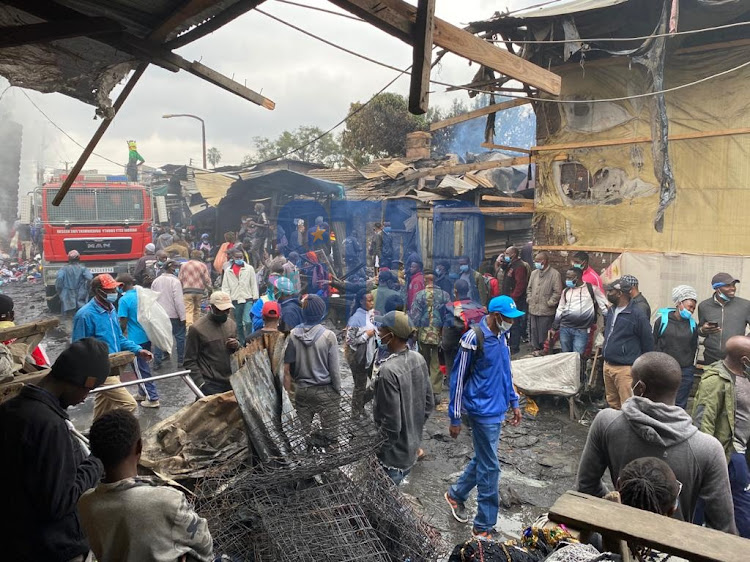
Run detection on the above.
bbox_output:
[582,267,603,292]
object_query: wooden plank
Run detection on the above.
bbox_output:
[167,0,268,49]
[531,127,750,153]
[53,63,147,206]
[0,318,59,341]
[406,156,532,180]
[109,351,136,369]
[481,195,533,204]
[186,61,275,110]
[330,0,561,95]
[676,37,750,56]
[0,18,122,48]
[548,491,749,562]
[478,207,534,215]
[408,0,435,115]
[481,142,531,154]
[430,98,531,131]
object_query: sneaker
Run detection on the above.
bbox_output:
[141,399,160,408]
[134,393,147,402]
[472,527,498,540]
[444,492,469,523]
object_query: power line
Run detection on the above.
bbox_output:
[489,19,750,44]
[273,0,364,22]
[258,8,750,105]
[18,90,126,167]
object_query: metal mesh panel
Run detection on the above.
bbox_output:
[44,188,146,224]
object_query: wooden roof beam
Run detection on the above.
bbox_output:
[167,0,268,50]
[408,0,435,115]
[0,18,122,49]
[430,98,531,131]
[329,0,561,95]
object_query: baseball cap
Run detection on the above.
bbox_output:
[97,274,123,290]
[488,295,525,318]
[0,294,14,316]
[67,250,80,260]
[373,310,415,340]
[262,301,281,319]
[621,274,639,287]
[50,338,110,389]
[605,278,633,292]
[712,272,739,288]
[209,291,234,311]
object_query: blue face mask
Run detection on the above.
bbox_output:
[503,256,511,263]
[679,307,693,320]
[718,292,731,302]
[105,292,119,303]
[572,263,584,270]
[234,259,245,266]
[534,262,543,270]
[459,264,469,273]
[384,227,392,233]
[173,268,180,276]
[565,280,576,288]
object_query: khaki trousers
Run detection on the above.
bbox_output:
[603,362,633,410]
[184,293,203,327]
[419,343,442,397]
[93,376,137,420]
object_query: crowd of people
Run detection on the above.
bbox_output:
[2,206,750,560]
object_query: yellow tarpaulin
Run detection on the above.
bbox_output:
[193,171,235,206]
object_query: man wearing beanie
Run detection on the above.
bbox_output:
[55,249,92,316]
[284,295,341,435]
[0,338,111,561]
[134,243,158,285]
[372,311,433,485]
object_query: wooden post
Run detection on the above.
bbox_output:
[408,0,435,115]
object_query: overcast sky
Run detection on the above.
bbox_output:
[0,0,544,192]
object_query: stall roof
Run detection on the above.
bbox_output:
[509,0,629,18]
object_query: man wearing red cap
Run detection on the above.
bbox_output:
[246,301,285,373]
[73,274,153,419]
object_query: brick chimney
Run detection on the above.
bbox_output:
[406,131,431,159]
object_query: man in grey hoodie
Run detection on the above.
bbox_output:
[576,351,736,534]
[284,295,341,436]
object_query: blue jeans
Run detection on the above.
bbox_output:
[134,342,158,400]
[233,301,248,343]
[381,463,411,486]
[675,366,695,410]
[729,452,750,538]
[449,418,503,532]
[154,318,186,367]
[559,326,588,355]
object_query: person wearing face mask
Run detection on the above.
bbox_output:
[526,251,562,355]
[151,259,187,370]
[183,291,239,395]
[499,246,529,355]
[371,310,433,485]
[444,295,524,540]
[570,250,603,292]
[221,249,259,343]
[434,260,453,296]
[0,338,111,562]
[458,255,487,307]
[697,272,750,365]
[653,285,699,409]
[601,278,654,410]
[550,267,609,358]
[577,351,736,535]
[694,335,750,537]
[72,275,153,419]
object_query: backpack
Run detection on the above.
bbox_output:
[483,273,500,298]
[452,300,486,334]
[656,307,696,336]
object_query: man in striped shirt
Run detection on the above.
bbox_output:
[444,296,523,540]
[179,250,212,328]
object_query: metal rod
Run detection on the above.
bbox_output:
[180,374,205,399]
[90,370,190,393]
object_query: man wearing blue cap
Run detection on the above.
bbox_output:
[444,295,523,539]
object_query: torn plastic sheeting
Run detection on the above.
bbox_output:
[511,352,581,397]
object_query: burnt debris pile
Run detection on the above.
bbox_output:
[194,388,443,561]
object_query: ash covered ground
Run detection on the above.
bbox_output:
[5,280,591,551]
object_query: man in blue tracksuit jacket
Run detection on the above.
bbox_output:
[444,295,524,538]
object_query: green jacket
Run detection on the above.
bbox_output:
[692,360,736,460]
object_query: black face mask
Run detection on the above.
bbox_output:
[211,311,229,324]
[606,293,620,305]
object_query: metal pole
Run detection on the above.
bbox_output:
[200,118,207,169]
[90,370,190,392]
[181,374,205,399]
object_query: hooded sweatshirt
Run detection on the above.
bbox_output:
[576,396,736,534]
[284,323,341,391]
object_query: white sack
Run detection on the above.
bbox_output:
[511,352,580,397]
[136,286,174,351]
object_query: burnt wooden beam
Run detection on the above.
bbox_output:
[408,0,435,115]
[167,0,268,50]
[430,98,531,131]
[0,18,122,49]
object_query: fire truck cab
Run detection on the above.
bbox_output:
[37,175,154,312]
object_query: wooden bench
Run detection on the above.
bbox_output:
[548,491,749,562]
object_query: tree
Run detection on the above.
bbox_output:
[340,93,428,166]
[207,147,222,168]
[429,98,468,156]
[242,126,343,167]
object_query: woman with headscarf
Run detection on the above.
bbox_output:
[346,289,377,417]
[653,285,699,409]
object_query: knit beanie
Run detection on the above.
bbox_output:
[302,295,327,324]
[51,338,110,389]
[672,285,698,304]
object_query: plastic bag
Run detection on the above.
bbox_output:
[136,286,174,351]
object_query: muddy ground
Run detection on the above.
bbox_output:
[5,281,596,555]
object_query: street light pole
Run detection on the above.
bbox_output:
[162,113,206,169]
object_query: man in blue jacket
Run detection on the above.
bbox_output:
[73,274,153,420]
[444,295,523,539]
[602,277,654,410]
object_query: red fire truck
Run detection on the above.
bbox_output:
[37,175,154,312]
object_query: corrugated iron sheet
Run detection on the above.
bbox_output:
[510,0,630,18]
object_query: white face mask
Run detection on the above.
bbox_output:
[501,320,513,332]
